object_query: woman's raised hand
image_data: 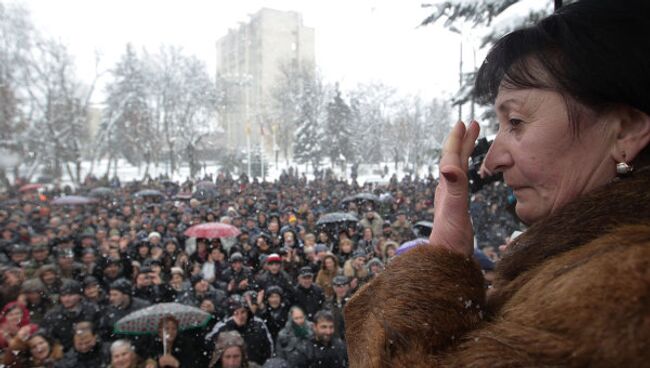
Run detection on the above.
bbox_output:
[429,121,480,257]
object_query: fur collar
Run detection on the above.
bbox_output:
[489,169,650,310]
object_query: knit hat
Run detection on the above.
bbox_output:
[109,278,132,296]
[265,253,282,264]
[229,252,244,263]
[60,279,83,296]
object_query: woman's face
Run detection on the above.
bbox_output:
[29,336,50,361]
[268,293,281,308]
[5,307,22,326]
[111,345,134,368]
[291,309,305,326]
[221,346,243,368]
[485,87,616,224]
[324,257,335,271]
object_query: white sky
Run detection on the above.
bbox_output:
[22,0,477,102]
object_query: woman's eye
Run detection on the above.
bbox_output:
[508,118,523,130]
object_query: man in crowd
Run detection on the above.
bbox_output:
[99,278,150,341]
[293,266,325,321]
[291,310,347,367]
[55,321,108,368]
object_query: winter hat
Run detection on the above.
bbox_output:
[170,267,184,277]
[298,266,314,278]
[366,257,385,270]
[332,275,350,286]
[147,232,161,240]
[209,331,247,368]
[229,252,244,263]
[227,296,248,315]
[314,243,329,254]
[60,279,83,296]
[82,275,99,288]
[21,278,45,293]
[265,253,282,264]
[352,248,367,259]
[265,285,284,299]
[109,278,132,296]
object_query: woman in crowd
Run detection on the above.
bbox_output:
[345,0,650,366]
[275,306,313,363]
[108,339,155,368]
[315,253,340,299]
[209,331,260,368]
[3,329,63,368]
[0,302,38,351]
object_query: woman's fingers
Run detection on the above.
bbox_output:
[460,121,481,171]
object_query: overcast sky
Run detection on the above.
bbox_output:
[24,0,475,102]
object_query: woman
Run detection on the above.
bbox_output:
[345,1,650,366]
[315,253,340,299]
[0,302,38,350]
[108,339,155,368]
[275,306,313,363]
[3,330,63,368]
[256,286,289,342]
[209,331,260,368]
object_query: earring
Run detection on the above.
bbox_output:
[616,152,633,175]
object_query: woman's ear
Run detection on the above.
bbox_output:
[611,107,650,162]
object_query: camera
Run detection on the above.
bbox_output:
[468,137,503,193]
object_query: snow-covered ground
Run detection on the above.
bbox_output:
[15,158,439,189]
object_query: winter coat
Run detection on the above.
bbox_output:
[358,213,383,239]
[221,266,255,295]
[41,301,101,350]
[314,254,340,299]
[255,271,294,301]
[53,341,108,368]
[206,314,274,366]
[292,285,325,321]
[257,304,289,343]
[290,336,348,368]
[275,318,314,363]
[345,170,650,367]
[323,295,350,340]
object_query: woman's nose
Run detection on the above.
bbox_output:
[483,133,512,174]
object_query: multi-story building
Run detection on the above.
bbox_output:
[216,8,315,157]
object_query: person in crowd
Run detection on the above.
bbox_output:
[314,253,340,300]
[54,321,107,368]
[358,210,383,240]
[205,296,273,366]
[139,316,205,368]
[222,253,254,296]
[41,280,100,350]
[292,267,324,321]
[390,211,413,244]
[108,339,153,368]
[323,276,350,340]
[178,275,227,319]
[342,249,369,291]
[98,279,150,342]
[0,301,38,350]
[256,286,288,343]
[208,330,260,368]
[20,279,52,325]
[254,254,293,302]
[275,306,313,363]
[344,1,650,366]
[3,329,64,368]
[290,310,347,368]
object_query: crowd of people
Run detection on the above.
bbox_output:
[0,168,518,367]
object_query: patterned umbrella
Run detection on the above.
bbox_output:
[51,195,98,206]
[114,302,212,335]
[184,222,241,239]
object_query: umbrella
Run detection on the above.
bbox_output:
[196,181,217,190]
[184,222,241,239]
[342,192,380,204]
[412,221,433,238]
[89,187,114,198]
[396,238,429,256]
[19,183,43,193]
[114,303,212,354]
[133,189,164,198]
[192,188,217,201]
[316,212,359,226]
[51,195,98,206]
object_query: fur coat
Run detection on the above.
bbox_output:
[345,170,650,367]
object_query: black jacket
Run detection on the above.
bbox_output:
[292,285,325,321]
[206,314,274,365]
[42,301,101,350]
[54,342,108,368]
[99,297,151,341]
[291,337,348,368]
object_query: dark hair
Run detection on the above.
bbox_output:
[313,310,335,324]
[475,0,650,139]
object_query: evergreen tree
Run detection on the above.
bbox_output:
[325,85,354,169]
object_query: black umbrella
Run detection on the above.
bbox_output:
[89,187,114,198]
[133,189,164,198]
[316,212,359,226]
[192,188,217,201]
[341,192,380,205]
